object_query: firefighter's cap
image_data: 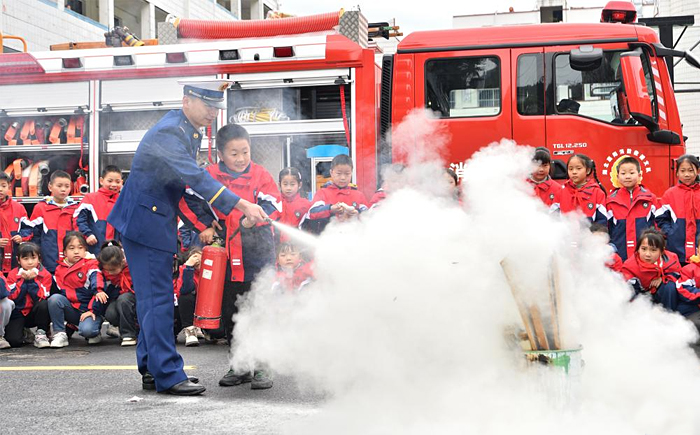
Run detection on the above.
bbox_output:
[178,79,233,109]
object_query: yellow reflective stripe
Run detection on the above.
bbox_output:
[209,186,226,205]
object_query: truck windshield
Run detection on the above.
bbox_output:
[554,50,656,125]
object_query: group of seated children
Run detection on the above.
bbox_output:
[0,162,138,350]
[531,148,700,319]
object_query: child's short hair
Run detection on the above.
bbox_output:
[279,167,303,184]
[533,147,551,165]
[276,241,300,256]
[97,239,125,269]
[101,165,122,178]
[616,156,641,173]
[589,223,608,234]
[0,172,12,184]
[636,228,665,252]
[62,231,88,251]
[216,124,250,151]
[50,170,72,184]
[331,154,352,169]
[17,242,41,261]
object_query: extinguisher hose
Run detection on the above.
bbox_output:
[175,10,343,39]
[339,85,350,147]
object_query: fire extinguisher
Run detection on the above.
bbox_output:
[193,237,228,329]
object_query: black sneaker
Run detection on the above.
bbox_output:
[218,369,253,387]
[251,370,273,390]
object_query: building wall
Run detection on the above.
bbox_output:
[658,0,700,155]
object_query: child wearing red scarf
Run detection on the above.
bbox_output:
[622,229,683,313]
[0,172,31,274]
[75,165,122,256]
[527,147,561,208]
[99,240,138,347]
[659,154,700,263]
[556,154,607,225]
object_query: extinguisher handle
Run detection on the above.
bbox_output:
[211,236,225,247]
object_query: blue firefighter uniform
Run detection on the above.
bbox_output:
[108,108,240,392]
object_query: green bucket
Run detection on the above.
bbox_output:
[523,346,583,375]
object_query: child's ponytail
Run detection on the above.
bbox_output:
[590,160,607,197]
[98,239,125,270]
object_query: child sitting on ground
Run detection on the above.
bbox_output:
[621,229,683,313]
[2,243,53,348]
[174,247,204,347]
[301,154,368,234]
[99,240,138,347]
[47,231,106,348]
[23,170,79,273]
[75,165,123,255]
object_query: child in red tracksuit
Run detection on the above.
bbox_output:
[174,247,203,347]
[369,163,405,210]
[179,124,280,390]
[272,242,314,293]
[659,154,700,264]
[75,165,122,256]
[23,170,79,273]
[0,172,31,275]
[99,240,138,347]
[555,154,607,225]
[278,167,310,234]
[622,229,683,313]
[607,156,671,262]
[3,243,53,348]
[527,147,561,208]
[301,154,368,234]
[47,232,106,348]
[674,235,700,317]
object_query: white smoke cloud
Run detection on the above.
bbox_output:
[231,134,700,434]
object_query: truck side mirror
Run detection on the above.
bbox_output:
[570,46,603,71]
[619,49,657,132]
[685,51,700,70]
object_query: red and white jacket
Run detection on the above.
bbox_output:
[54,257,105,314]
[0,196,30,274]
[659,182,700,262]
[271,262,314,293]
[5,265,52,316]
[621,250,681,294]
[527,177,562,208]
[555,178,607,225]
[300,183,368,234]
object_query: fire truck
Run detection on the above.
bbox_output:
[0,2,698,211]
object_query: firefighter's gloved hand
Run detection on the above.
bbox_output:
[235,199,268,225]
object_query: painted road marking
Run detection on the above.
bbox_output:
[0,365,197,371]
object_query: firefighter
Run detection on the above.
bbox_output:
[107,80,268,396]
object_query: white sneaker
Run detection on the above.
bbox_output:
[106,325,120,338]
[87,334,102,345]
[195,327,205,339]
[50,332,69,348]
[0,336,10,349]
[23,327,35,344]
[184,326,199,347]
[121,337,137,347]
[33,329,50,349]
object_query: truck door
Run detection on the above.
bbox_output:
[414,49,512,175]
[511,48,546,149]
[544,45,666,193]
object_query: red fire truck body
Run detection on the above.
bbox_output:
[385,17,695,194]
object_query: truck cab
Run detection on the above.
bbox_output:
[383,4,699,194]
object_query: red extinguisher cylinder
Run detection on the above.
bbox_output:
[193,244,228,329]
